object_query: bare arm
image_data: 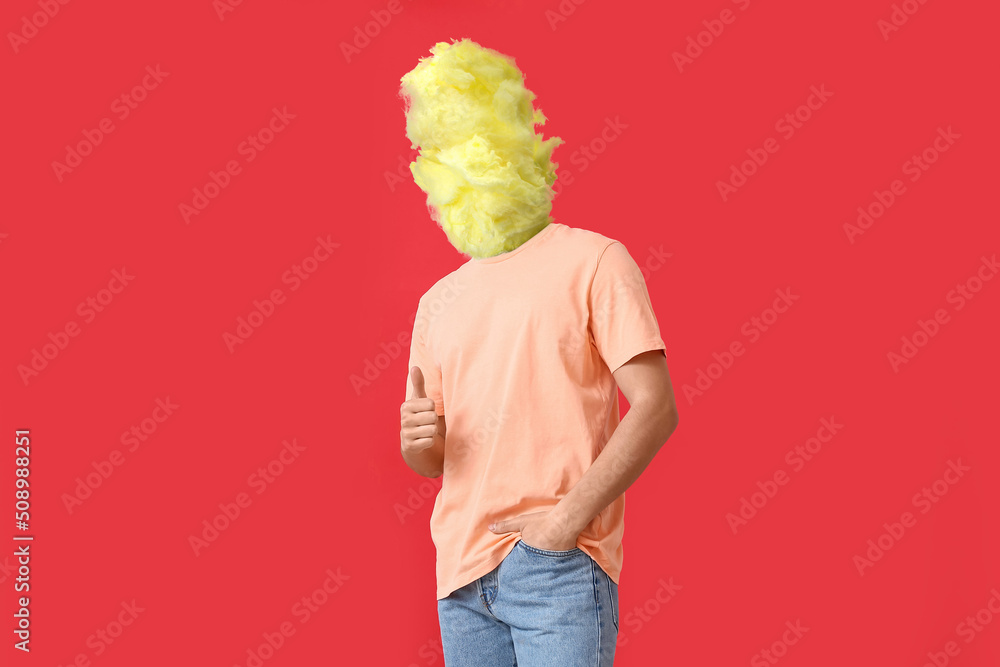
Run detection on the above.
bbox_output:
[548,349,679,536]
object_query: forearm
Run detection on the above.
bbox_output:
[549,400,677,536]
[401,431,446,478]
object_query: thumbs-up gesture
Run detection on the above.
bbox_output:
[400,366,439,453]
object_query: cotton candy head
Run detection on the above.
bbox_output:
[399,38,563,259]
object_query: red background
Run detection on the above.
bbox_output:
[2,0,998,665]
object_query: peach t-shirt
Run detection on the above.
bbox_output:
[404,222,667,600]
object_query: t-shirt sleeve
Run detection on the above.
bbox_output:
[588,241,667,373]
[405,295,445,416]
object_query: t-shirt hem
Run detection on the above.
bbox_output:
[437,540,622,599]
[436,540,521,600]
[606,340,667,373]
[579,544,622,585]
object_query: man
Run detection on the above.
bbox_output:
[398,38,679,666]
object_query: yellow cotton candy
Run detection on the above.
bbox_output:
[399,38,563,259]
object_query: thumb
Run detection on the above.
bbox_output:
[410,366,427,400]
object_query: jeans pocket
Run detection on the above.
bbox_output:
[517,538,583,557]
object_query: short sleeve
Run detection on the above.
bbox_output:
[588,241,667,373]
[405,295,445,416]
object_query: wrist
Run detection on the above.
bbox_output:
[549,501,585,538]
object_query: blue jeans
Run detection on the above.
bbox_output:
[437,540,619,666]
